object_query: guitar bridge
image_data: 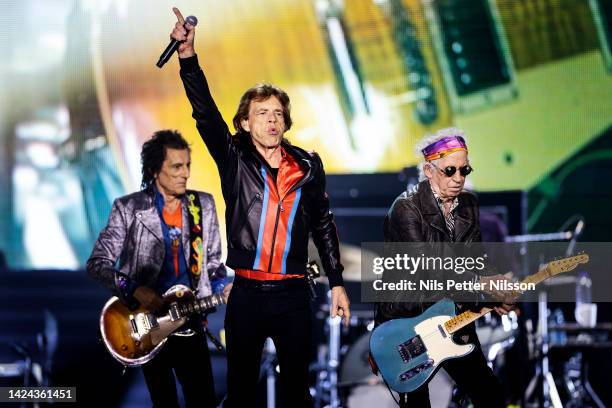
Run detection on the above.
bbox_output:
[397,335,426,363]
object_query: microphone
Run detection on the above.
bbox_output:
[156,15,198,68]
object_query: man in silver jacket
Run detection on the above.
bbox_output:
[87,129,226,408]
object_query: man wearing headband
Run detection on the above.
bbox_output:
[376,128,513,407]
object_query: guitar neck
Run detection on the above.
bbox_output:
[174,293,226,319]
[443,266,552,334]
[195,293,226,313]
[444,307,492,334]
[520,265,552,286]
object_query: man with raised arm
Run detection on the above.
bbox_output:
[169,7,350,408]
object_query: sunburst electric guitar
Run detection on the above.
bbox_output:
[369,254,589,393]
[100,284,225,366]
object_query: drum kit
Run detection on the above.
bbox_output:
[307,243,520,408]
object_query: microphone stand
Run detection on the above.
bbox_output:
[522,217,585,408]
[562,219,604,407]
[565,219,584,257]
[264,338,277,408]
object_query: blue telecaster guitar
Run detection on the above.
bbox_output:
[369,254,589,393]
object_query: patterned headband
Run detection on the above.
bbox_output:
[421,135,467,161]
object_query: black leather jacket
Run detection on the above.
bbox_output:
[384,180,481,244]
[376,180,482,323]
[179,56,344,287]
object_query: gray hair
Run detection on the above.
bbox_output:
[416,127,468,181]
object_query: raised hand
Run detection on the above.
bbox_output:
[170,7,195,59]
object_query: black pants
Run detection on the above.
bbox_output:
[224,277,313,408]
[142,331,216,408]
[398,325,505,408]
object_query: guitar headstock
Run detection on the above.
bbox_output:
[547,253,589,276]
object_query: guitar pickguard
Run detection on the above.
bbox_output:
[414,315,473,365]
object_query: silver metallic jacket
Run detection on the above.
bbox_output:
[86,189,222,303]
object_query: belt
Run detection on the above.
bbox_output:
[234,275,307,292]
[235,268,302,281]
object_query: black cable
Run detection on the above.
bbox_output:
[382,377,401,407]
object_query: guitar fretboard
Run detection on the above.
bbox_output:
[444,254,589,333]
[177,293,226,317]
[443,264,563,334]
[197,293,225,311]
[521,267,551,286]
[443,307,492,334]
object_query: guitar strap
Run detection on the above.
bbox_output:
[186,190,204,283]
[186,191,221,346]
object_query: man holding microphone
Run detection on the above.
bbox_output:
[167,7,350,408]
